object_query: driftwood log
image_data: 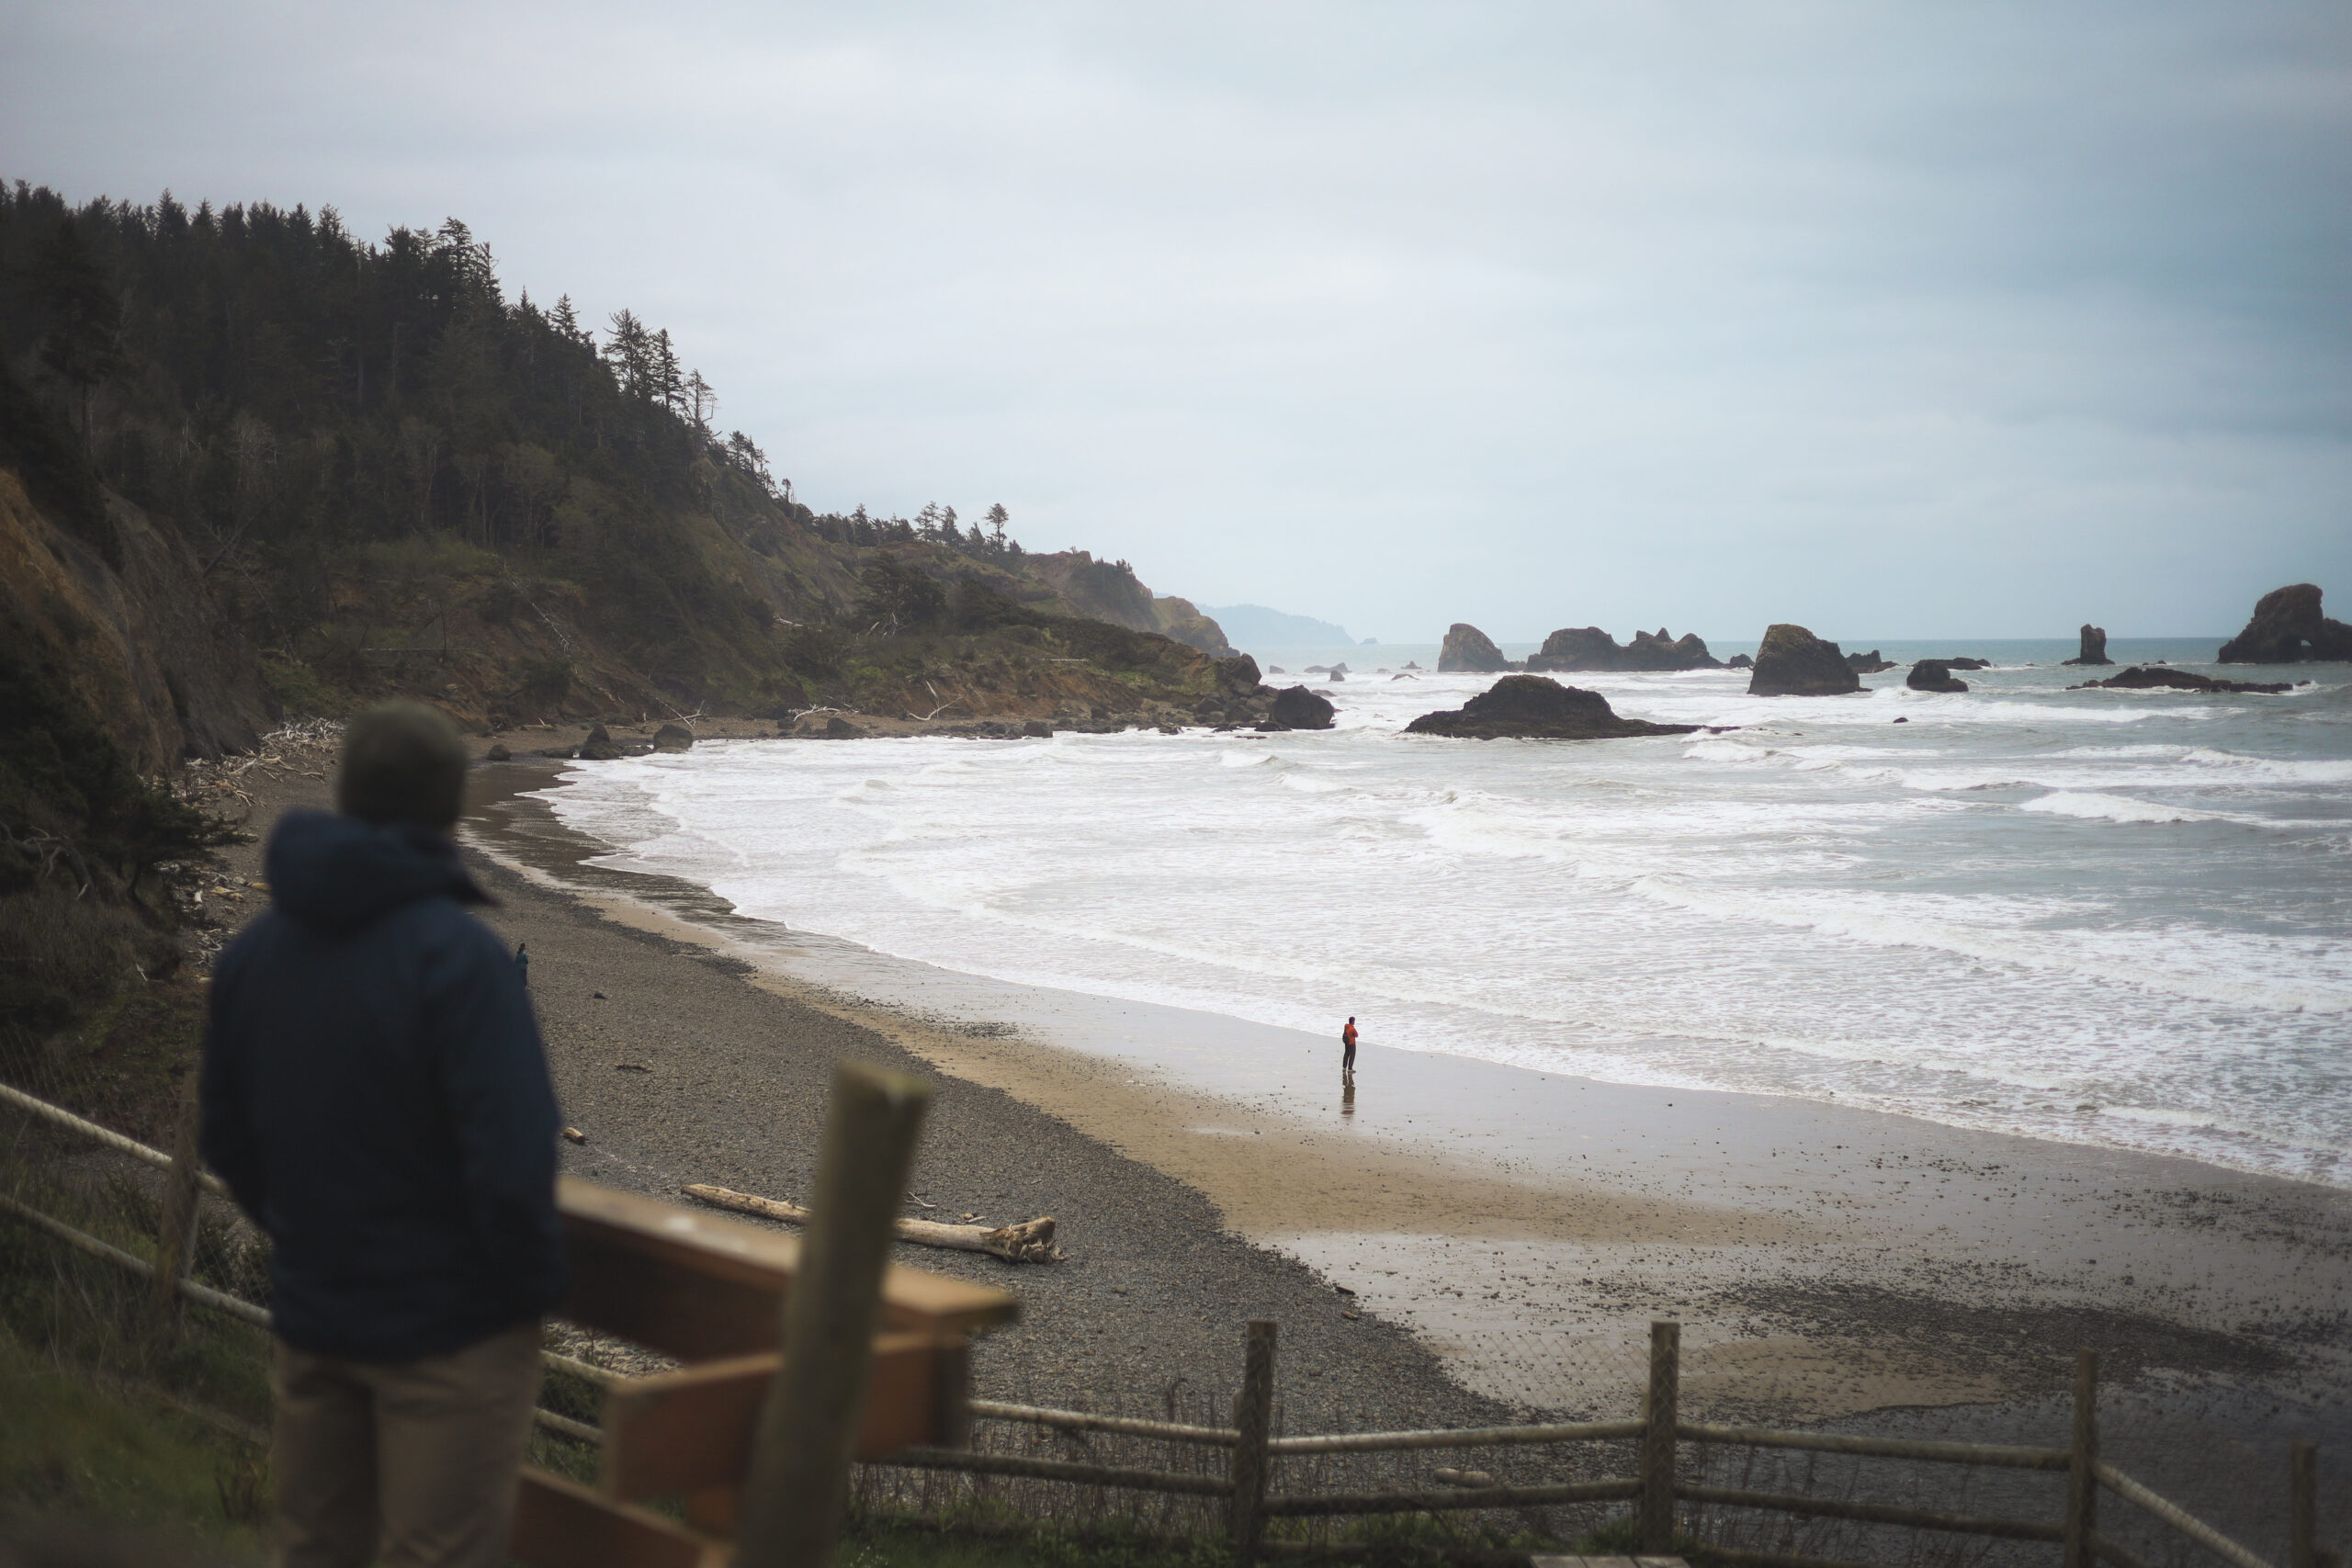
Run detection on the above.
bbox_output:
[684,1183,1064,1263]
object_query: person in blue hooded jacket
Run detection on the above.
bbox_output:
[202,702,564,1568]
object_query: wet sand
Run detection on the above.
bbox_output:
[202,739,2351,1541]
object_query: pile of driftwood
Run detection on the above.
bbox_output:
[684,1183,1064,1264]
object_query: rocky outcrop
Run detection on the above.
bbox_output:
[652,722,695,752]
[1437,623,1512,672]
[1946,657,1990,671]
[1213,653,1263,695]
[1525,626,1720,671]
[1404,675,1699,739]
[1747,625,1862,696]
[578,723,628,759]
[2062,625,2112,666]
[1263,685,1337,730]
[1725,653,1753,669]
[1906,660,1969,694]
[2070,667,2290,695]
[2217,584,2352,663]
[1844,649,1895,674]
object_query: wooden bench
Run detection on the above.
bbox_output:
[511,1176,1018,1566]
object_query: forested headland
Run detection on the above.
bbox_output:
[0,177,1255,1088]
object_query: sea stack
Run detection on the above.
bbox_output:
[1747,625,1861,696]
[2062,625,2113,666]
[1906,660,1969,694]
[1844,649,1896,674]
[1523,626,1721,671]
[1405,675,1700,739]
[1437,623,1513,672]
[2217,584,2352,663]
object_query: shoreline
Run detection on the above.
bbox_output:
[191,738,2348,1539]
[466,758,2351,1422]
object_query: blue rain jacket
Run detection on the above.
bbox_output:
[201,809,564,1360]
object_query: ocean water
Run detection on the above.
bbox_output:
[538,638,2352,1186]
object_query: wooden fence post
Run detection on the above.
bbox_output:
[1640,1320,1679,1552]
[2064,1348,2099,1568]
[2290,1440,2317,1568]
[730,1063,932,1568]
[143,1074,204,1350]
[1227,1319,1278,1563]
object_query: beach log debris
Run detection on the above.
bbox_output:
[684,1183,1065,1263]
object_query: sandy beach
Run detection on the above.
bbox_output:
[196,728,2351,1543]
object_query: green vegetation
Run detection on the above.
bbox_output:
[0,180,1225,728]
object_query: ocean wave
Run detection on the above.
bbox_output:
[1628,874,2352,1016]
[2018,792,2237,825]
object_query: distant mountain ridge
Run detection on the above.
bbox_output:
[1203,604,1354,646]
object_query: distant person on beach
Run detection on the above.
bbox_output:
[202,702,563,1568]
[1342,1016,1358,1078]
[514,941,528,985]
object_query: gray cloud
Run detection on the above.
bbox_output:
[6,0,2346,638]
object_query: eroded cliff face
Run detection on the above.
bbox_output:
[1022,551,1237,657]
[0,471,276,773]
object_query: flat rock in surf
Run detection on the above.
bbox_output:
[2070,666,2294,695]
[1405,674,1699,739]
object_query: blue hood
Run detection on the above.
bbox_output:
[265,810,491,936]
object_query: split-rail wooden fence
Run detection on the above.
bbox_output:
[2,1074,2336,1568]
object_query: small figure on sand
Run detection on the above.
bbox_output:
[1341,1016,1358,1081]
[514,941,529,985]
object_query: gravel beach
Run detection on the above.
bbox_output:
[191,729,2351,1548]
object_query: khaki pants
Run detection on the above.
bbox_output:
[271,1320,543,1568]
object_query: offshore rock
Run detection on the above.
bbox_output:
[1946,657,1990,671]
[2062,625,2113,666]
[1906,660,1970,694]
[578,723,628,760]
[1437,623,1513,672]
[1726,653,1753,669]
[1747,625,1862,696]
[1525,626,1721,672]
[1844,649,1896,674]
[1266,685,1337,730]
[2071,667,2290,695]
[1405,674,1700,739]
[2217,584,2352,663]
[652,722,695,752]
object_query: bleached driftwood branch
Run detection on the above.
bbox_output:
[682,1182,1064,1263]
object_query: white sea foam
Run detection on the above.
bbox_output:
[2018,791,2234,824]
[540,656,2352,1186]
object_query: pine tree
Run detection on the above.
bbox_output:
[31,215,125,451]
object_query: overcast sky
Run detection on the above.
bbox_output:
[7,1,2347,640]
